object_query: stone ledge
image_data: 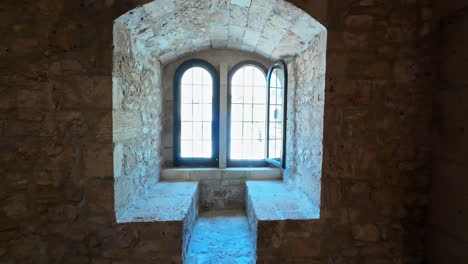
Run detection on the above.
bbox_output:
[161,167,282,181]
[117,182,198,223]
[246,181,320,221]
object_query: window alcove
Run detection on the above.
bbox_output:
[113,0,327,262]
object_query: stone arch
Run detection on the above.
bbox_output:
[112,0,327,222]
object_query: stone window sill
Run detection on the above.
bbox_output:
[117,182,198,223]
[161,167,282,181]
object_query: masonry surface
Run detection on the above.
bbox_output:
[1,0,467,264]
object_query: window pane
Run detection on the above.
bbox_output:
[244,86,253,104]
[180,67,213,158]
[202,104,212,121]
[181,122,192,140]
[202,85,212,103]
[182,85,192,103]
[243,104,253,121]
[202,141,211,157]
[230,65,267,160]
[253,86,266,104]
[193,141,203,157]
[181,141,193,157]
[182,104,193,121]
[231,140,242,159]
[231,104,243,121]
[252,140,264,159]
[267,67,284,160]
[244,67,254,86]
[193,85,203,104]
[193,67,203,85]
[193,122,202,140]
[231,85,244,103]
[252,122,265,140]
[253,105,265,122]
[202,122,211,140]
[254,70,266,87]
[231,121,243,140]
[193,104,202,121]
[243,122,253,140]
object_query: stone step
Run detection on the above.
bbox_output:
[185,210,256,264]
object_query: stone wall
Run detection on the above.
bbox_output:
[284,30,327,207]
[113,19,163,218]
[427,5,468,263]
[0,0,438,263]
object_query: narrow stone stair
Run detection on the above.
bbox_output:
[185,210,255,264]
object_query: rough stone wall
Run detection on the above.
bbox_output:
[0,0,437,264]
[317,0,435,263]
[113,16,163,219]
[284,31,327,207]
[427,5,468,263]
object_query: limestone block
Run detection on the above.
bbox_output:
[230,6,249,26]
[352,224,380,242]
[113,111,142,141]
[291,13,320,44]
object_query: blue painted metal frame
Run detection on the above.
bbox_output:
[266,60,288,169]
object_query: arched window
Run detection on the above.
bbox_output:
[174,60,219,166]
[228,62,268,166]
[266,60,288,168]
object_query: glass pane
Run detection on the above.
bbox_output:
[203,104,212,121]
[202,85,212,103]
[231,121,243,140]
[202,122,211,140]
[193,104,202,121]
[252,140,264,159]
[181,104,193,121]
[267,67,285,160]
[193,85,203,104]
[231,104,243,121]
[180,67,213,158]
[192,67,203,85]
[243,104,253,121]
[181,122,192,140]
[193,141,203,157]
[193,122,202,140]
[244,85,253,104]
[230,65,267,160]
[244,67,254,86]
[182,70,193,84]
[182,85,192,103]
[231,85,244,104]
[253,86,266,104]
[232,70,243,85]
[253,105,265,122]
[181,141,193,157]
[242,140,252,158]
[202,141,211,157]
[254,70,266,87]
[252,122,265,140]
[268,140,277,159]
[243,122,253,140]
[231,140,242,159]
